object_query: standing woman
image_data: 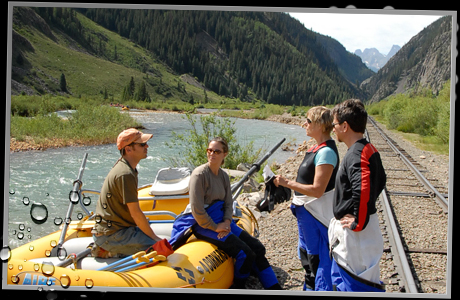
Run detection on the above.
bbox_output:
[170,137,281,290]
[274,106,339,291]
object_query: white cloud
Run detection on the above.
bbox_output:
[289,12,442,54]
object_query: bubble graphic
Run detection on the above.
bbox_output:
[11,275,19,284]
[60,274,71,288]
[69,191,80,204]
[1,246,11,261]
[85,278,94,288]
[57,247,67,260]
[41,261,55,276]
[30,203,48,224]
[22,196,30,205]
[95,215,102,223]
[82,196,92,206]
[54,217,63,226]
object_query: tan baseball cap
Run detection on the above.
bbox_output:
[117,128,153,150]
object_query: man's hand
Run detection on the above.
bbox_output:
[127,202,162,242]
[340,214,356,229]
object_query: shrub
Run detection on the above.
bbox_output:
[372,80,450,144]
[165,113,263,169]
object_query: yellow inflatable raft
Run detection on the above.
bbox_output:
[6,138,284,291]
[5,160,258,290]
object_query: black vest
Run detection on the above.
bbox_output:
[294,139,339,196]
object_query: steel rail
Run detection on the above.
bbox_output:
[380,189,420,293]
[365,122,419,293]
[368,117,448,212]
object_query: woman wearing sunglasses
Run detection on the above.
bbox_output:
[173,137,281,290]
[274,106,339,291]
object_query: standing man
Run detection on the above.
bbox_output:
[92,128,162,258]
[329,99,386,292]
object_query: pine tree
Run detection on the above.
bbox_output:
[128,76,135,97]
[135,81,149,101]
[60,73,68,93]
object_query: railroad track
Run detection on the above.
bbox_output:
[366,117,449,294]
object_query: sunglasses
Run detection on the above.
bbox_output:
[207,148,223,155]
[129,142,148,147]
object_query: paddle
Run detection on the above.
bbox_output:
[114,251,167,273]
[52,153,89,257]
[230,138,286,199]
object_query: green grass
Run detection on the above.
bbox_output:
[10,100,140,147]
[366,81,451,156]
[14,10,233,106]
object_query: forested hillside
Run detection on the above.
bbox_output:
[82,9,365,105]
[15,7,370,106]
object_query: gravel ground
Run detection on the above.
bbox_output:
[237,115,450,293]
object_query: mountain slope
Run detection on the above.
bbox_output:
[11,7,209,103]
[361,16,451,102]
[12,7,373,106]
[83,8,368,105]
[316,34,375,85]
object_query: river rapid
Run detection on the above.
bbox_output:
[6,111,308,248]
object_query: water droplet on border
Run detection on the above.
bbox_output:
[95,215,102,223]
[57,247,67,260]
[60,274,71,288]
[83,196,91,206]
[1,246,11,261]
[85,278,94,288]
[41,261,55,276]
[54,217,63,226]
[69,191,80,204]
[11,275,19,284]
[30,203,48,224]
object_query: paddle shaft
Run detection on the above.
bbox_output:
[231,138,285,195]
[56,153,89,249]
[55,247,92,268]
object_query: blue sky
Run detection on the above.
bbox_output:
[289,12,443,55]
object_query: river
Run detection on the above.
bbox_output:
[6,111,308,248]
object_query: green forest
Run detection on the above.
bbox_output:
[31,7,364,106]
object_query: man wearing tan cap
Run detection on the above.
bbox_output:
[92,128,162,258]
